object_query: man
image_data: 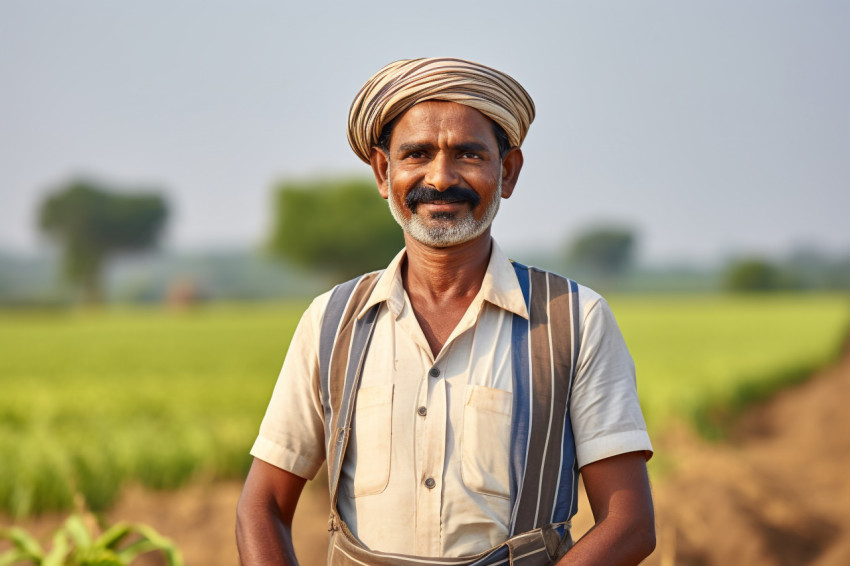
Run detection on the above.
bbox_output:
[237,57,655,565]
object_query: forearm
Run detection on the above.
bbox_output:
[556,512,655,566]
[235,498,299,566]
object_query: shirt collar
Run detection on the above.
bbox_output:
[357,240,529,320]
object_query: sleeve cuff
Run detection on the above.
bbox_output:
[575,429,654,469]
[249,435,325,480]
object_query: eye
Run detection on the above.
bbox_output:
[460,152,481,160]
[400,149,427,160]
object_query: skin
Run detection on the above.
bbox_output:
[235,100,655,565]
[369,101,523,355]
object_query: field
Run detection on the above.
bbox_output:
[1,294,848,519]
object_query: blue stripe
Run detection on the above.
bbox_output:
[509,261,531,529]
[551,279,580,523]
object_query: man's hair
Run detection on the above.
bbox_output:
[376,117,513,159]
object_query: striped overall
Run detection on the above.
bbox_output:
[318,262,582,565]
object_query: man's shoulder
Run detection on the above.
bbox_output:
[307,269,387,320]
[508,259,604,310]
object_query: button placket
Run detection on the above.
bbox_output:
[414,361,447,555]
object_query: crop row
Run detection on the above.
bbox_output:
[1,294,848,517]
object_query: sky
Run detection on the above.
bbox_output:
[1,1,848,265]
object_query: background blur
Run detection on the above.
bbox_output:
[2,2,849,565]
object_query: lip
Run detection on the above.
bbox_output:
[417,201,470,213]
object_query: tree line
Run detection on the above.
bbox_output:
[32,177,850,305]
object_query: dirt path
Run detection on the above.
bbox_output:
[4,346,850,565]
[645,342,850,566]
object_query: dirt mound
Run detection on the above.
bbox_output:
[5,348,850,565]
[646,344,850,566]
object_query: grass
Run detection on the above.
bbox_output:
[1,293,848,517]
[607,293,850,438]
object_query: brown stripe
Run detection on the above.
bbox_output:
[326,273,381,470]
[513,268,554,531]
[535,273,573,526]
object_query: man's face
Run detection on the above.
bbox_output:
[379,101,510,248]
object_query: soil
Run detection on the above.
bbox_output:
[4,345,850,565]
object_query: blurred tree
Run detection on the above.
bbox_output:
[268,177,403,281]
[723,257,793,292]
[38,179,169,304]
[565,225,637,278]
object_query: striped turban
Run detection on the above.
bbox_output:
[347,57,536,164]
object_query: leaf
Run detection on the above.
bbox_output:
[71,547,123,566]
[42,531,70,566]
[0,526,44,561]
[62,515,93,548]
[92,523,133,550]
[114,540,157,564]
[119,525,183,566]
[0,549,34,566]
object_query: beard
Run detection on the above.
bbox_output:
[387,172,501,248]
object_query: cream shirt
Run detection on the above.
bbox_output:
[251,241,652,557]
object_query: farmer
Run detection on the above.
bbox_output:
[236,57,655,565]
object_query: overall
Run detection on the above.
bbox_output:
[318,263,582,565]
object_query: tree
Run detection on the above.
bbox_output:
[723,257,795,292]
[565,225,637,278]
[38,179,169,304]
[267,176,404,281]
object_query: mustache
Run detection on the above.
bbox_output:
[404,186,481,211]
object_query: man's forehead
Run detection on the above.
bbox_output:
[395,100,495,129]
[388,102,500,152]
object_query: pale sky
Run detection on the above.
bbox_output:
[1,1,848,264]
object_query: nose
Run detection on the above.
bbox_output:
[423,152,460,192]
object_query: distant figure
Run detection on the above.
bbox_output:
[165,277,204,310]
[237,57,655,565]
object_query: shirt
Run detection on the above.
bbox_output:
[250,241,652,557]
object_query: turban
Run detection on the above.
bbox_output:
[347,57,536,164]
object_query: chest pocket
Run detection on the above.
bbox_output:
[461,385,512,499]
[351,384,394,497]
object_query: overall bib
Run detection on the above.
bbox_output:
[318,262,582,565]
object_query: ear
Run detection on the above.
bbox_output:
[499,147,524,199]
[370,147,390,199]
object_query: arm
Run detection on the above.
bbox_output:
[556,451,655,566]
[236,458,308,566]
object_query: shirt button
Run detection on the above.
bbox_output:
[428,367,440,378]
[417,406,427,416]
[424,477,436,489]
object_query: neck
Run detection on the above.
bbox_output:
[401,231,492,302]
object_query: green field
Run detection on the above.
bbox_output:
[1,294,848,517]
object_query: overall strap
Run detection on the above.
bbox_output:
[509,262,582,535]
[317,271,382,506]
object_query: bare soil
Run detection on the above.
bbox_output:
[4,345,850,565]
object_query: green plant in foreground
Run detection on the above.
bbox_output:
[0,510,183,566]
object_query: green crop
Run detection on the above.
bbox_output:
[607,293,850,438]
[1,294,847,517]
[0,507,183,565]
[0,302,307,517]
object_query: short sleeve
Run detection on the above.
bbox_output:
[249,295,330,480]
[570,290,653,469]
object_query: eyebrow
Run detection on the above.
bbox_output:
[396,141,492,154]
